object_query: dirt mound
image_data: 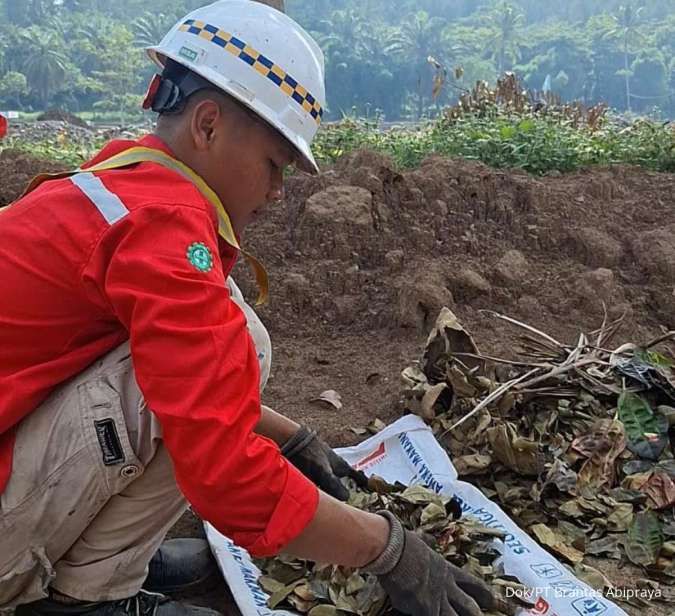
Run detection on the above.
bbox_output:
[1,146,672,346]
[237,151,674,357]
[37,109,89,128]
[0,150,68,208]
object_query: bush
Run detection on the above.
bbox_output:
[313,113,675,174]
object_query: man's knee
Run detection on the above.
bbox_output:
[0,344,182,607]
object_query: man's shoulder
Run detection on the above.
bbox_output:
[81,134,214,217]
[103,162,211,213]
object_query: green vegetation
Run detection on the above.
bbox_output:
[311,74,675,173]
[0,0,673,121]
[4,93,673,174]
[0,135,104,167]
[315,114,674,174]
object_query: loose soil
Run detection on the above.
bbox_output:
[0,149,67,208]
[1,149,674,616]
[36,109,90,128]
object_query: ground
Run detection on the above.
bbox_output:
[2,146,674,616]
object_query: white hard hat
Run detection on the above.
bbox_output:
[147,0,326,174]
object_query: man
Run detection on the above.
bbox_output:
[0,3,494,616]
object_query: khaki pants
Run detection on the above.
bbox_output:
[0,277,270,609]
[0,343,188,608]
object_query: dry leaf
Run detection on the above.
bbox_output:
[573,563,612,591]
[295,583,317,602]
[399,484,444,506]
[607,503,634,532]
[487,423,542,476]
[586,534,623,559]
[573,419,626,491]
[454,454,492,476]
[420,383,449,420]
[308,606,339,616]
[625,469,675,510]
[530,523,584,563]
[366,418,386,434]
[268,580,304,609]
[447,365,478,398]
[423,307,482,375]
[421,502,447,524]
[259,575,286,594]
[311,390,343,410]
[542,459,577,494]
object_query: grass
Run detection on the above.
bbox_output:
[5,110,145,124]
[2,110,674,174]
[0,135,106,167]
[313,114,675,174]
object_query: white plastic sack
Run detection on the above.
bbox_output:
[206,415,628,616]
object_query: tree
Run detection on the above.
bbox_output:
[515,22,592,101]
[90,23,145,123]
[484,1,524,76]
[132,13,176,48]
[604,3,644,112]
[2,0,66,26]
[0,71,28,108]
[18,26,70,108]
[0,0,673,119]
[386,11,447,118]
[315,9,402,118]
[630,49,669,114]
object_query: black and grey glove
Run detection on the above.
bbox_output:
[281,426,369,501]
[363,511,495,616]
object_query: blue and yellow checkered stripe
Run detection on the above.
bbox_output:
[179,19,324,124]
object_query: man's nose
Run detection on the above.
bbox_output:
[268,172,284,203]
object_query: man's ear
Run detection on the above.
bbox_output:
[190,98,221,151]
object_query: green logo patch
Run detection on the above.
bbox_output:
[187,242,213,273]
[178,46,199,62]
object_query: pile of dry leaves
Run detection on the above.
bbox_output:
[403,308,675,607]
[258,308,674,614]
[257,478,529,616]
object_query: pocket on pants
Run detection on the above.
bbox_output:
[0,547,54,608]
[79,373,145,497]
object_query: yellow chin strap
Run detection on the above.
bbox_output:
[23,146,269,305]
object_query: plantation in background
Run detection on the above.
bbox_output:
[0,0,674,121]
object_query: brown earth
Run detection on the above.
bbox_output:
[241,151,674,447]
[36,109,90,128]
[1,149,674,615]
[0,149,67,208]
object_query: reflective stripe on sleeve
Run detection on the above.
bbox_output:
[70,173,129,225]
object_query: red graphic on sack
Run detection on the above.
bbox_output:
[531,597,550,614]
[355,442,386,470]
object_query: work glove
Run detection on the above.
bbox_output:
[281,426,369,501]
[363,511,495,616]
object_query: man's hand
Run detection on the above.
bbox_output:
[364,512,495,616]
[281,427,368,501]
[255,407,368,500]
